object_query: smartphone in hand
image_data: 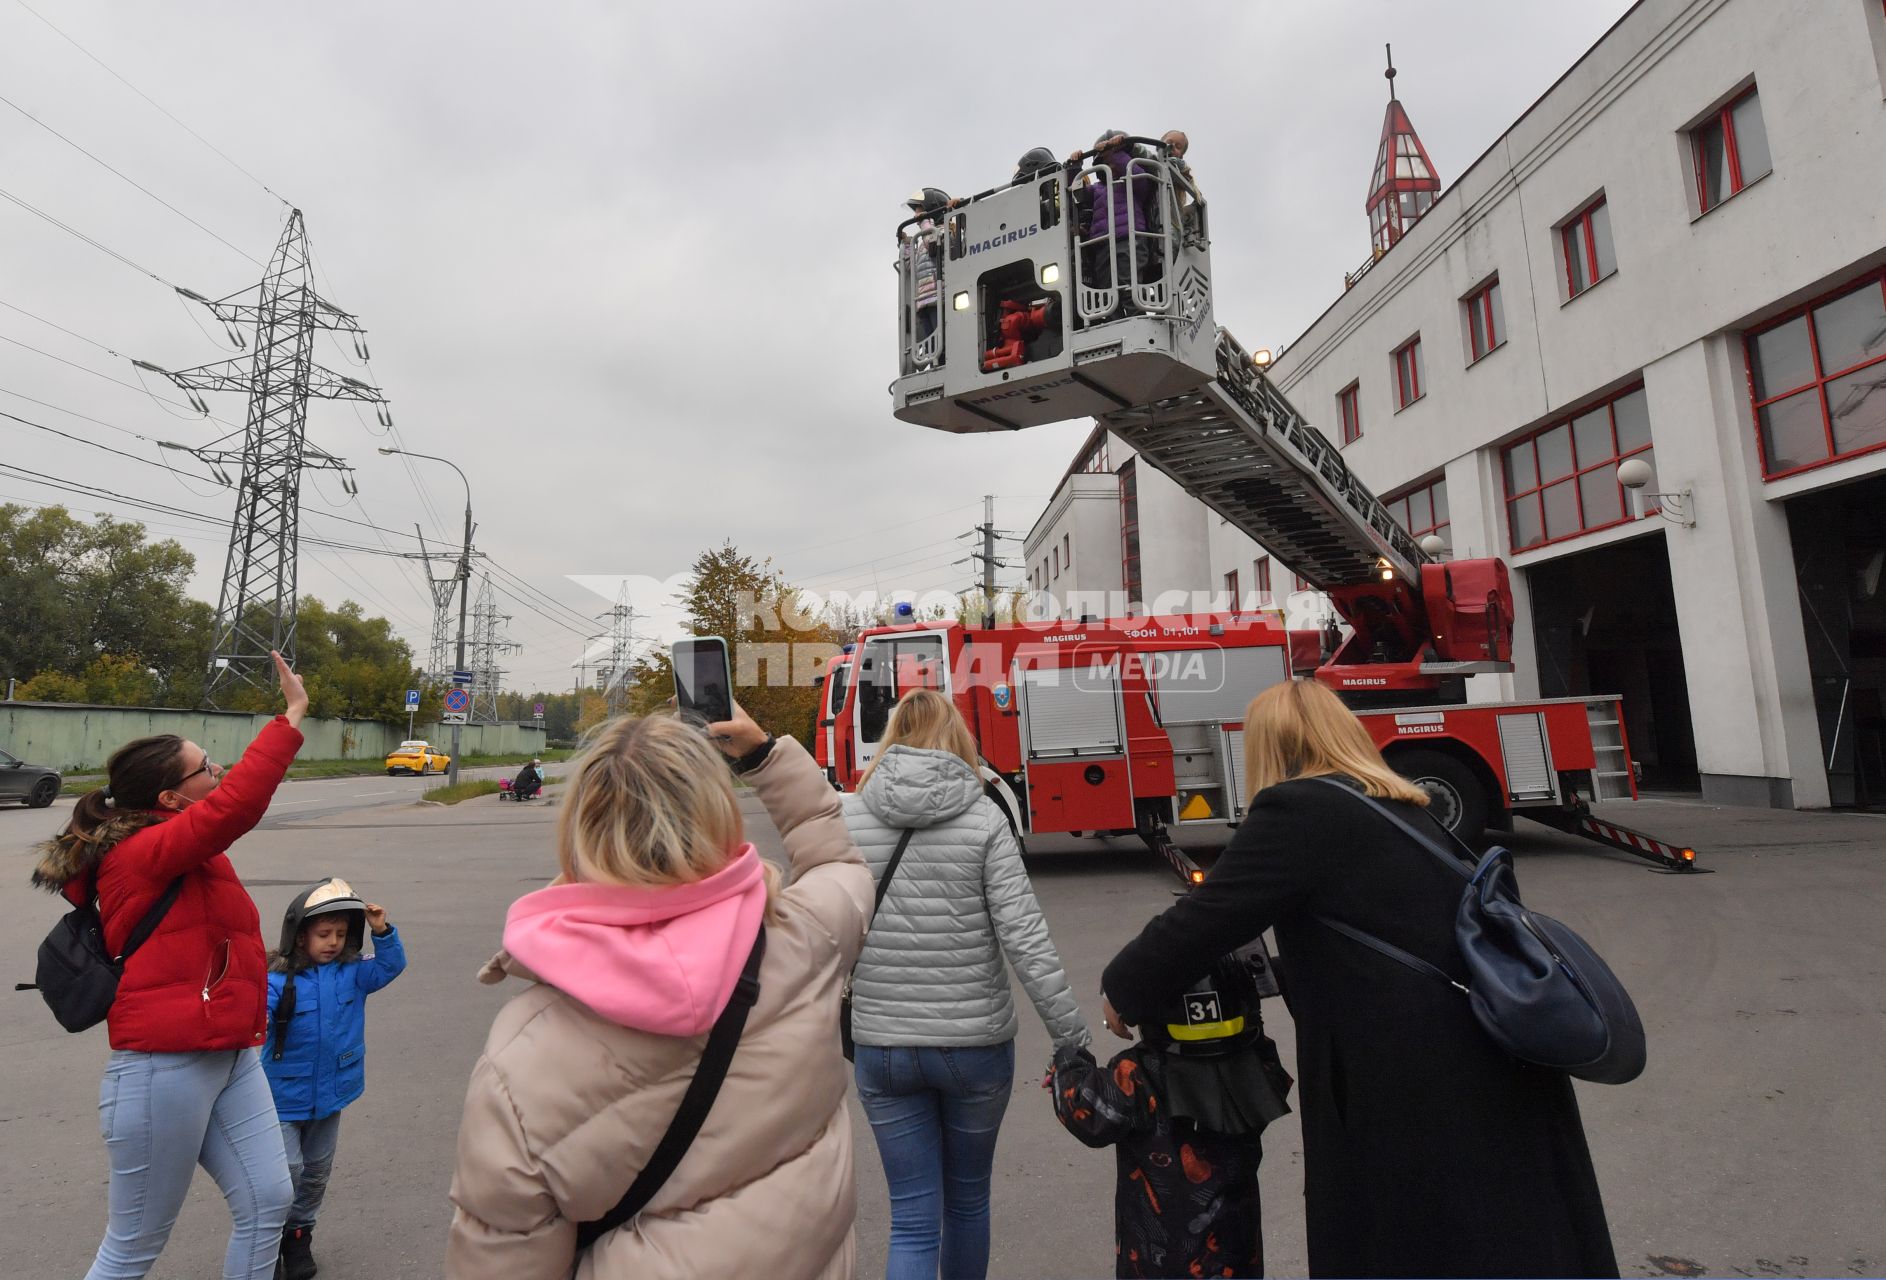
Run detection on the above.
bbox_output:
[672,637,734,724]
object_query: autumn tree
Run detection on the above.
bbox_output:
[624,543,849,741]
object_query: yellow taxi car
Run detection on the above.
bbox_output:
[385,739,451,776]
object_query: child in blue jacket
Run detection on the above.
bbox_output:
[264,878,406,1280]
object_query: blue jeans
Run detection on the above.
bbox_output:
[854,1041,1015,1280]
[280,1113,342,1227]
[87,1048,293,1280]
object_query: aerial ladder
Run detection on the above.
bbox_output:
[888,137,1697,871]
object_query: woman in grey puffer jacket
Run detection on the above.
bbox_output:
[843,689,1089,1280]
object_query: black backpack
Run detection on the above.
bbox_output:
[17,877,185,1033]
[1310,778,1646,1085]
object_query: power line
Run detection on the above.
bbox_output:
[0,461,416,560]
[482,557,617,635]
[0,91,264,265]
[9,0,289,205]
[0,329,222,420]
[0,382,171,444]
[0,406,218,480]
[770,500,983,560]
[0,184,177,288]
[0,398,448,553]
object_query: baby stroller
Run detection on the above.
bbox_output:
[499,762,544,802]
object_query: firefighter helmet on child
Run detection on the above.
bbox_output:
[905,187,951,214]
[1013,147,1057,182]
[1145,944,1269,1058]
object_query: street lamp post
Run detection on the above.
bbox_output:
[380,447,472,787]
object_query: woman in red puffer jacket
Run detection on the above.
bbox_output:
[33,651,308,1280]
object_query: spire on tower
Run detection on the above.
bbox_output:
[1366,43,1442,257]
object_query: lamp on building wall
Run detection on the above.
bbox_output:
[1251,347,1274,368]
[1617,457,1695,527]
[1418,534,1448,557]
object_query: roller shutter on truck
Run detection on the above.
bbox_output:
[1020,662,1124,758]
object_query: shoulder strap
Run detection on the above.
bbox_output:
[574,925,768,1252]
[872,828,918,913]
[114,876,186,966]
[269,970,299,1062]
[1312,915,1466,993]
[1306,777,1473,881]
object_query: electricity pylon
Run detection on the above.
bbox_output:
[144,209,390,705]
[415,525,462,682]
[600,584,636,718]
[469,572,519,725]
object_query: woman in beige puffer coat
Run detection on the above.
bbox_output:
[445,707,872,1279]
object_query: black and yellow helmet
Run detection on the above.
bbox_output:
[1149,948,1267,1058]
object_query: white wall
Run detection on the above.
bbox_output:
[1261,0,1886,803]
[1024,471,1122,620]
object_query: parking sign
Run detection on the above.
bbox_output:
[405,689,421,709]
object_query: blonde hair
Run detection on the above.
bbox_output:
[556,714,782,918]
[857,688,981,790]
[1242,678,1430,807]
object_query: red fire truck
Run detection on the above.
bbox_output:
[856,136,1698,876]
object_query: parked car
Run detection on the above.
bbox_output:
[0,748,61,808]
[385,740,451,776]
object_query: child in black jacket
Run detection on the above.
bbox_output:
[1052,945,1291,1279]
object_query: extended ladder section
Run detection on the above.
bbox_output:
[1100,330,1430,590]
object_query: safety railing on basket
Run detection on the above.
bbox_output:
[1067,139,1184,325]
[897,219,948,374]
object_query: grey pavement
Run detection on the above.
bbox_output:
[1,783,1882,1278]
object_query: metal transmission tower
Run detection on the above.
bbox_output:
[144,209,390,704]
[468,572,519,725]
[414,526,464,682]
[599,585,636,718]
[955,494,1018,625]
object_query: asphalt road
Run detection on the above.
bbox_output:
[1,783,1882,1278]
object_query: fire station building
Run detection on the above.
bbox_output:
[1023,0,1886,809]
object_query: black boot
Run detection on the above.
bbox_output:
[280,1224,317,1280]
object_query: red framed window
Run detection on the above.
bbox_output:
[1052,546,1060,578]
[1076,437,1111,473]
[1295,573,1312,593]
[1253,556,1272,603]
[1337,382,1362,444]
[1502,385,1655,551]
[1745,268,1886,478]
[1063,532,1070,569]
[1393,337,1424,409]
[1464,278,1504,363]
[1692,88,1771,213]
[1119,460,1142,606]
[1224,569,1240,608]
[1384,476,1451,546]
[1561,196,1617,298]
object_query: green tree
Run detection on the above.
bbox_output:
[0,505,210,702]
[265,597,419,721]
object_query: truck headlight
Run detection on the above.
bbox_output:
[952,292,971,311]
[1040,263,1061,286]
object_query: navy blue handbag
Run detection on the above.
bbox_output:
[1310,778,1646,1085]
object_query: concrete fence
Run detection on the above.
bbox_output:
[0,701,546,773]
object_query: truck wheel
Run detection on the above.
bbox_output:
[27,777,58,808]
[1390,749,1487,846]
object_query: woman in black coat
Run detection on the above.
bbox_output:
[1101,679,1618,1279]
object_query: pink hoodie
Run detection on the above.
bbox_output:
[501,845,767,1036]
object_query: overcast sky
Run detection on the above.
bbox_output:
[1,0,1634,691]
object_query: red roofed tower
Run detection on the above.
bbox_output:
[1367,45,1442,257]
